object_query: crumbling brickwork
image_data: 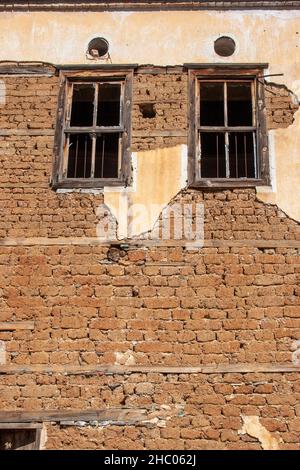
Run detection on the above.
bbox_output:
[265,82,299,129]
[0,66,299,450]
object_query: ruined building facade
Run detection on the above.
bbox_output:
[0,0,300,450]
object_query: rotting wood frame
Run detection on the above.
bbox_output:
[52,67,134,189]
[187,65,270,188]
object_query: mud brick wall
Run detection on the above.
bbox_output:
[0,67,299,450]
[0,77,58,130]
[0,211,299,367]
[1,371,300,450]
[131,70,188,151]
[265,82,299,129]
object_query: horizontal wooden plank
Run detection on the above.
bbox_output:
[0,62,56,76]
[0,423,42,429]
[0,237,299,248]
[0,408,148,424]
[185,63,268,71]
[57,64,138,72]
[0,183,49,188]
[2,2,299,12]
[0,129,55,136]
[0,363,299,376]
[132,129,187,137]
[0,322,34,331]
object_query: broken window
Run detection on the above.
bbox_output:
[188,67,269,186]
[53,70,133,188]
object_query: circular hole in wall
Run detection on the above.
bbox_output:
[87,37,109,58]
[214,36,236,57]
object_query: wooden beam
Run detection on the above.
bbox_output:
[132,130,187,137]
[0,129,55,136]
[0,62,56,76]
[2,2,300,12]
[0,322,34,331]
[0,423,42,429]
[0,237,299,249]
[185,63,268,71]
[0,183,49,188]
[0,363,299,376]
[0,408,149,424]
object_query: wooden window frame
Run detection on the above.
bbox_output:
[52,68,133,189]
[0,423,42,450]
[187,66,270,188]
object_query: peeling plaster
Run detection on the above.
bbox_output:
[239,415,279,450]
[40,424,48,450]
[103,145,187,239]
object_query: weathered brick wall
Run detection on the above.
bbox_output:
[0,77,58,131]
[132,71,187,151]
[0,68,299,450]
[265,82,299,129]
[0,218,299,367]
[1,372,300,449]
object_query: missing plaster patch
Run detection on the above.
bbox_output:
[139,103,156,119]
[239,415,279,450]
[265,81,299,129]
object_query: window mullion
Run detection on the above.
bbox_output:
[224,82,230,178]
[93,83,99,128]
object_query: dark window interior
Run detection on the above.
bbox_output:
[227,82,252,126]
[97,83,121,126]
[229,132,255,178]
[199,80,256,179]
[94,133,120,178]
[201,132,226,178]
[66,81,122,180]
[200,82,224,126]
[67,133,93,178]
[0,429,37,451]
[70,84,95,127]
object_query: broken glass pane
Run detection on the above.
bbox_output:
[70,84,95,127]
[200,82,224,126]
[200,132,226,178]
[94,133,120,178]
[67,133,92,178]
[229,131,255,178]
[227,82,253,126]
[97,83,121,127]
